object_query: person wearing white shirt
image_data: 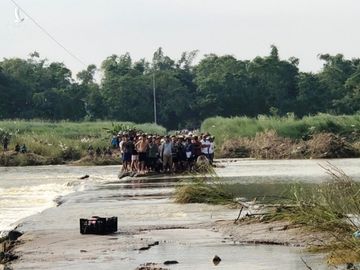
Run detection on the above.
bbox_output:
[201,136,211,160]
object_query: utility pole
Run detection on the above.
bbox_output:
[153,72,157,124]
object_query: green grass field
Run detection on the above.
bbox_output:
[201,113,360,146]
[0,120,166,164]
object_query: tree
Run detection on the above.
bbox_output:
[295,73,328,116]
[247,45,299,115]
[318,54,357,113]
[2,48,360,129]
[194,54,252,118]
[77,64,97,85]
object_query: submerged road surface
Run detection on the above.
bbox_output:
[3,159,358,269]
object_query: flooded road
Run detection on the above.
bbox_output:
[2,159,359,269]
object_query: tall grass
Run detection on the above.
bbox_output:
[201,113,360,146]
[265,164,360,264]
[0,120,166,164]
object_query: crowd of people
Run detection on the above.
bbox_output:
[113,131,216,176]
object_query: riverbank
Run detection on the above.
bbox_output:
[1,134,360,166]
[2,116,360,166]
[0,120,165,166]
[3,160,360,269]
[0,150,122,166]
[218,131,360,159]
[201,114,360,159]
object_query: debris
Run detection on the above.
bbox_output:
[136,262,169,270]
[353,231,360,238]
[80,216,117,235]
[8,230,23,241]
[139,241,159,251]
[213,255,221,265]
[163,260,178,265]
[148,241,159,247]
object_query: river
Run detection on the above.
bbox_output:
[1,158,360,269]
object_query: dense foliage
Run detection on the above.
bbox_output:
[1,46,360,129]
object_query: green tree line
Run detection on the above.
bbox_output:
[1,46,360,129]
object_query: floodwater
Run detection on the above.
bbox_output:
[1,158,360,269]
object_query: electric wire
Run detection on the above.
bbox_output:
[9,0,87,67]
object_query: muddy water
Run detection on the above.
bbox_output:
[2,159,360,269]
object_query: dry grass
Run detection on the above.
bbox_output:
[248,130,303,159]
[219,130,303,159]
[219,131,359,159]
[307,133,357,158]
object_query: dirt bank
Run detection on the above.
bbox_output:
[0,151,59,166]
[0,151,121,167]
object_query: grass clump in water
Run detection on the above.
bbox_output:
[174,179,235,205]
[174,163,235,205]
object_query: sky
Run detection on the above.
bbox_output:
[1,0,360,76]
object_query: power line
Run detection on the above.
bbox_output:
[10,0,87,67]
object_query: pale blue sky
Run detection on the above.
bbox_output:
[1,0,359,76]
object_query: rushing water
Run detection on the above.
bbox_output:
[0,165,118,234]
[1,158,360,235]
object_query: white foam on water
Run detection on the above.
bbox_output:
[0,183,76,234]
